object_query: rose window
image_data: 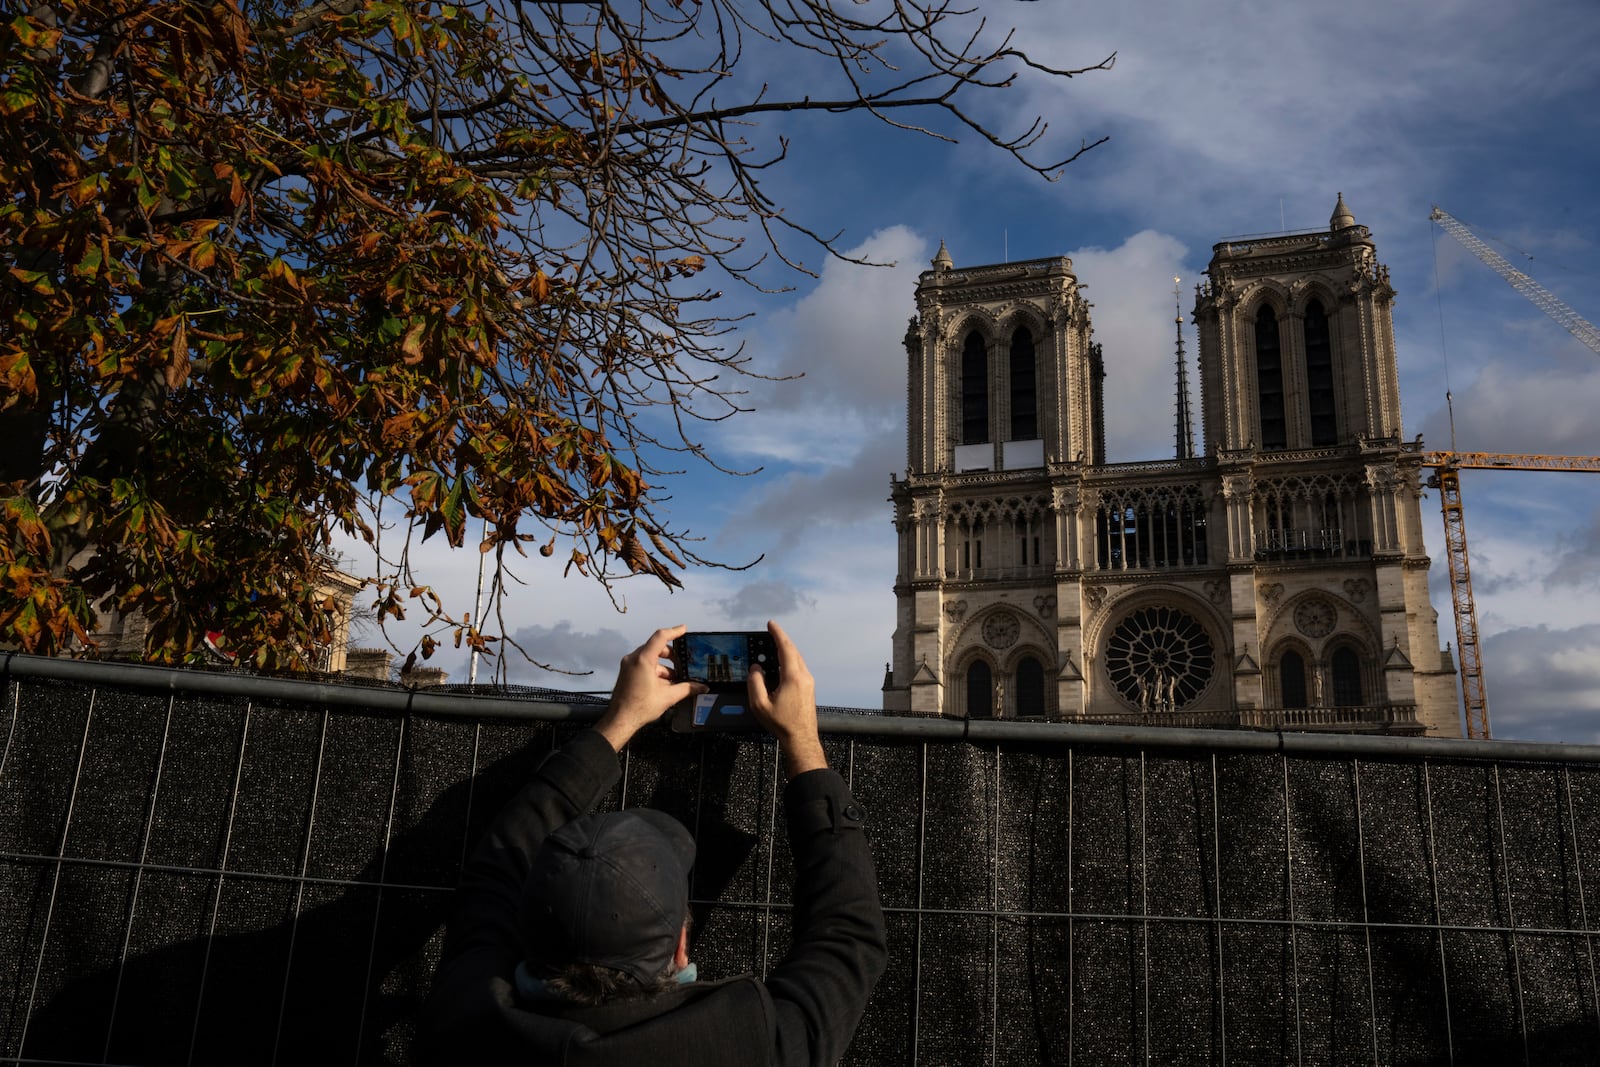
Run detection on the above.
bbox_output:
[1105,606,1215,712]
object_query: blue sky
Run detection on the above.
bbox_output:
[349,0,1600,743]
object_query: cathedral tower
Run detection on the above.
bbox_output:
[884,197,1461,736]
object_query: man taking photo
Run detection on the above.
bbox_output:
[418,622,887,1065]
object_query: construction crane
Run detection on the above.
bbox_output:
[1423,211,1600,739]
[1430,206,1600,356]
[1420,452,1600,739]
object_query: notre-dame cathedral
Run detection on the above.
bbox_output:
[883,195,1462,736]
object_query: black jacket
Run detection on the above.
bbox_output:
[418,729,887,1066]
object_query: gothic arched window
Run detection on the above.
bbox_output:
[1331,646,1364,706]
[1280,649,1308,708]
[966,660,994,718]
[1015,656,1045,717]
[1093,487,1207,571]
[1304,300,1337,446]
[1009,327,1037,440]
[1255,306,1286,450]
[961,331,989,445]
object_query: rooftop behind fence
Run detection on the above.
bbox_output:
[3,653,1599,1065]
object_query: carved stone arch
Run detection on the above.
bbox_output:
[947,603,1052,664]
[1147,482,1205,509]
[953,604,1056,723]
[1095,486,1122,512]
[1321,472,1357,494]
[1323,633,1377,707]
[1270,632,1317,662]
[1086,587,1227,713]
[1263,590,1377,655]
[1269,635,1317,708]
[941,308,1001,349]
[964,497,996,524]
[1090,482,1212,572]
[945,311,1001,451]
[1257,472,1357,506]
[1240,283,1292,450]
[1290,278,1341,318]
[1323,630,1376,665]
[1264,588,1324,644]
[993,306,1049,447]
[1146,484,1177,507]
[1083,584,1227,656]
[1296,281,1345,447]
[952,642,1001,672]
[948,643,1001,718]
[1238,280,1292,320]
[1097,481,1202,515]
[1003,643,1055,718]
[1002,642,1052,674]
[995,494,1045,523]
[997,302,1052,342]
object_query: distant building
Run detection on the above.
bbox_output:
[884,195,1461,736]
[706,653,734,683]
[87,561,368,675]
[345,646,449,687]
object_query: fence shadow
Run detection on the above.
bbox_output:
[14,718,764,1067]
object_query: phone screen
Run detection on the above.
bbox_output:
[678,632,771,686]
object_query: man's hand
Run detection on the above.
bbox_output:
[748,621,827,778]
[595,625,701,752]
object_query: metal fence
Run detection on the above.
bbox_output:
[4,653,1600,1065]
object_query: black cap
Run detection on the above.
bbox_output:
[520,809,695,985]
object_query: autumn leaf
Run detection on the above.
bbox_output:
[0,0,1102,668]
[400,321,426,363]
[165,317,191,387]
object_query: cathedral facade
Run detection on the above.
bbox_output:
[883,196,1462,736]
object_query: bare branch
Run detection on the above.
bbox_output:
[0,0,1111,670]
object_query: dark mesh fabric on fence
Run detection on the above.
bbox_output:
[4,662,1600,1065]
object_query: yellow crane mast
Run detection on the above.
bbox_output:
[1421,453,1600,739]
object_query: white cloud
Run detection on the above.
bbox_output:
[501,621,635,689]
[1545,511,1600,594]
[763,226,928,407]
[998,0,1600,233]
[1063,230,1197,462]
[709,581,818,625]
[1418,359,1600,456]
[728,427,901,554]
[1482,624,1600,744]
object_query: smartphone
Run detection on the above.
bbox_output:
[669,631,778,732]
[671,630,779,691]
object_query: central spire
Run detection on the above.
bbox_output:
[1173,276,1195,460]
